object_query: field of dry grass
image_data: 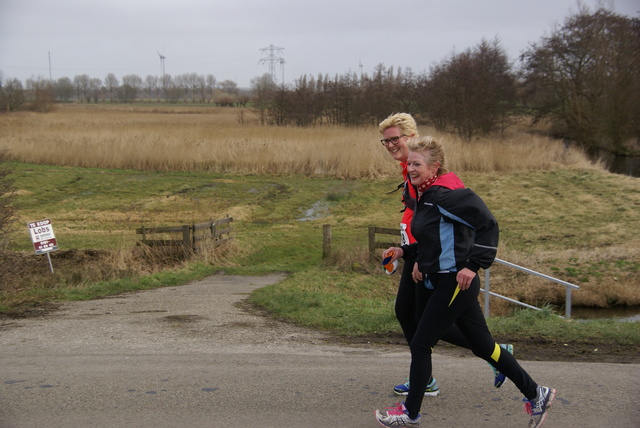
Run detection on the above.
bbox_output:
[0,104,600,178]
[2,104,637,315]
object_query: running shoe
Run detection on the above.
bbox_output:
[393,377,439,396]
[489,343,514,388]
[523,386,556,428]
[375,402,421,427]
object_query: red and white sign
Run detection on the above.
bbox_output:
[28,218,58,254]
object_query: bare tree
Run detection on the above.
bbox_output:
[424,39,517,139]
[289,75,317,126]
[219,80,238,96]
[361,63,398,124]
[54,77,74,102]
[393,67,419,114]
[160,74,173,101]
[181,72,201,102]
[73,74,91,102]
[520,6,640,154]
[144,75,158,100]
[205,74,217,102]
[27,79,55,112]
[0,78,25,111]
[160,74,182,103]
[195,74,207,103]
[89,78,102,103]
[251,74,277,125]
[119,74,143,103]
[104,73,119,102]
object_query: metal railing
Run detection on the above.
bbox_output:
[482,258,580,318]
[364,225,581,318]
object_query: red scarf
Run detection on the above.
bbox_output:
[417,175,440,194]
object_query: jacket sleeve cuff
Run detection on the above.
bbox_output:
[400,244,415,260]
[465,260,481,273]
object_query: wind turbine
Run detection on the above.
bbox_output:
[157,50,166,80]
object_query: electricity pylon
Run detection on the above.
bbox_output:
[259,44,285,85]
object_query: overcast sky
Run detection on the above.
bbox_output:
[1,0,638,88]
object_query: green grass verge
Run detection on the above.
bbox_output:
[486,306,640,345]
[2,163,639,347]
[248,268,640,345]
[249,267,399,335]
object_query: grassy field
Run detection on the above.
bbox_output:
[0,104,639,357]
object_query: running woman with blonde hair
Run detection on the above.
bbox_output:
[378,114,512,397]
[375,136,556,428]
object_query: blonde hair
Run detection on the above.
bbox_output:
[407,136,449,175]
[378,113,419,137]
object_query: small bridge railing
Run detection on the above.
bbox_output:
[366,226,581,318]
[483,258,580,319]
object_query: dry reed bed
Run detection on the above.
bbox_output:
[5,105,633,309]
[0,105,598,178]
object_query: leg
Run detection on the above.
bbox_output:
[394,258,420,345]
[453,276,557,427]
[404,273,467,418]
[394,259,439,396]
[452,276,538,399]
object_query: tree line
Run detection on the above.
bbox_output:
[0,71,248,108]
[1,6,638,155]
[252,7,638,155]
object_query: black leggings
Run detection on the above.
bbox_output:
[395,259,471,348]
[403,272,539,419]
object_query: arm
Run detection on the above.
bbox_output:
[439,189,499,283]
[382,247,422,284]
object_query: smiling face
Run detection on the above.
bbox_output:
[406,149,440,186]
[382,126,411,162]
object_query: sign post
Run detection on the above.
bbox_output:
[27,218,58,273]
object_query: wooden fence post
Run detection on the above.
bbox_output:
[182,225,191,252]
[191,222,196,252]
[368,226,376,262]
[322,224,331,259]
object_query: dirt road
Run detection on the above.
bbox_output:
[1,273,638,427]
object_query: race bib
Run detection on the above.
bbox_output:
[400,223,409,246]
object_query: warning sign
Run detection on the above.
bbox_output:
[28,218,58,254]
